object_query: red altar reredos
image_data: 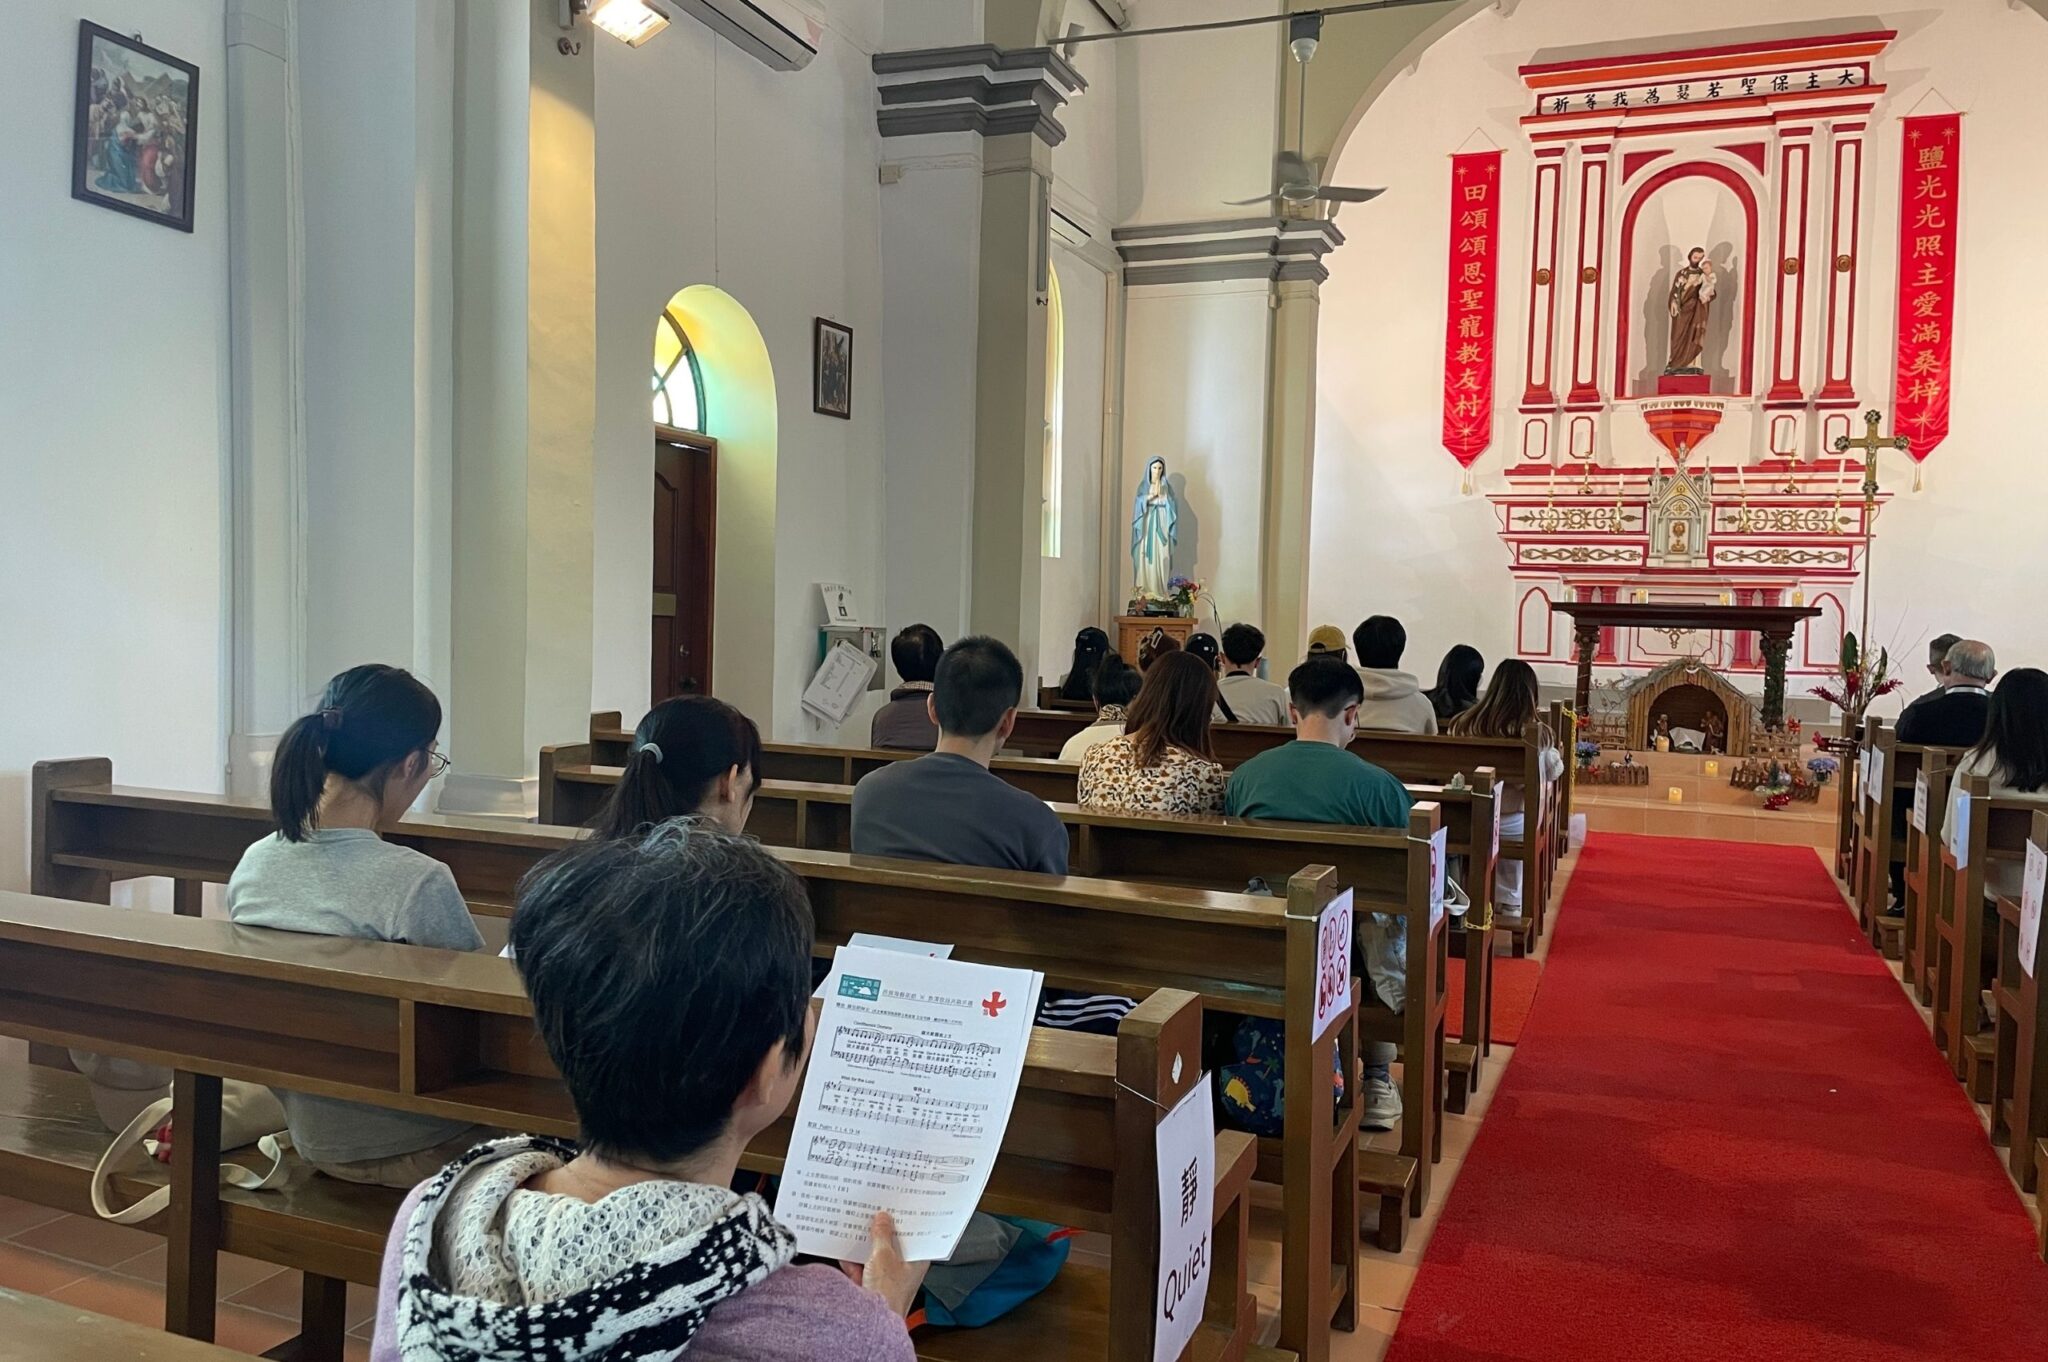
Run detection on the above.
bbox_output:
[1479,29,1932,679]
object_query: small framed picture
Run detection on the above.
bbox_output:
[72,22,201,233]
[813,317,853,419]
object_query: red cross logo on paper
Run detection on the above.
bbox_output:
[981,991,1007,1017]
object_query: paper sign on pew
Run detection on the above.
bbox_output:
[2021,842,2046,978]
[1864,748,1885,805]
[1945,790,1972,869]
[780,946,1042,1262]
[1429,828,1449,928]
[1311,889,1355,1044]
[1153,1073,1215,1362]
[1912,771,1929,834]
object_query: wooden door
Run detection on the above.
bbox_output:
[653,431,716,703]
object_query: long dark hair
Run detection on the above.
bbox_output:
[592,696,764,840]
[1428,645,1485,720]
[1059,627,1111,702]
[1125,652,1217,768]
[1969,667,2048,793]
[1451,658,1539,739]
[271,665,442,842]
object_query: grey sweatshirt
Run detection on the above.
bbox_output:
[227,829,484,1163]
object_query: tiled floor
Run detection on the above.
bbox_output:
[0,1196,378,1359]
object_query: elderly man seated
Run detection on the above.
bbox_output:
[1885,638,1995,914]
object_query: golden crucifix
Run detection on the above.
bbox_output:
[1832,408,1911,644]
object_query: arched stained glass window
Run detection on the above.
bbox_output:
[653,307,706,431]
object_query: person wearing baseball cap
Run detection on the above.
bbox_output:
[1304,624,1348,663]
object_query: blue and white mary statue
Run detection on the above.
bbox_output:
[1130,457,1179,602]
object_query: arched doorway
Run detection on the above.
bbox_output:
[653,286,778,720]
[652,307,715,700]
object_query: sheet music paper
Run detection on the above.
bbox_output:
[801,640,879,726]
[779,946,1043,1262]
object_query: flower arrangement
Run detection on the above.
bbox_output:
[1167,575,1203,619]
[1574,739,1601,768]
[1811,631,1903,742]
[1806,755,1838,784]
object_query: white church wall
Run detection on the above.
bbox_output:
[1306,0,2048,712]
[592,0,887,740]
[1119,280,1273,634]
[1116,0,1281,226]
[0,0,230,891]
[1038,243,1111,681]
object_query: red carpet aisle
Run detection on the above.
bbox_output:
[1446,956,1542,1047]
[1386,833,2048,1362]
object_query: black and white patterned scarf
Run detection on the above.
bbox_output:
[395,1136,796,1361]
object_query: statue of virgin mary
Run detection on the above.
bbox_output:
[1130,457,1178,603]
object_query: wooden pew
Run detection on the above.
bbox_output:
[0,893,1269,1362]
[572,709,1561,946]
[1038,685,1096,713]
[1902,751,1954,1006]
[33,762,1393,1359]
[1991,811,2048,1192]
[1928,773,2038,1095]
[540,749,1494,1108]
[0,1288,260,1361]
[1849,721,1952,959]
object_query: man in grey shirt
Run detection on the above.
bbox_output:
[1215,622,1293,727]
[852,636,1067,875]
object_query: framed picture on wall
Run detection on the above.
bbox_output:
[813,317,853,419]
[71,22,201,232]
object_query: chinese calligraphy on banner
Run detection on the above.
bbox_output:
[1442,150,1502,466]
[1892,113,1960,459]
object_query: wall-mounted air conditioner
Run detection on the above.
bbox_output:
[674,0,821,71]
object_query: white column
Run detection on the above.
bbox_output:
[441,0,596,817]
[879,136,985,647]
[224,0,306,799]
[1261,276,1319,668]
[969,130,1053,685]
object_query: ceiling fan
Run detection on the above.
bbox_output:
[1227,12,1386,209]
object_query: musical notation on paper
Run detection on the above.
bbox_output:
[777,945,1043,1262]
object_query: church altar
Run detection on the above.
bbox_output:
[1551,600,1818,729]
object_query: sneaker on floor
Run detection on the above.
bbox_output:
[1362,1078,1402,1131]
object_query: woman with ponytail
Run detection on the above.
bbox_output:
[228,665,495,1187]
[589,695,764,840]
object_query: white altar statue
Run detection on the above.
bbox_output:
[1130,457,1179,602]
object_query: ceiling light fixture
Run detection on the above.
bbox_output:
[585,0,671,46]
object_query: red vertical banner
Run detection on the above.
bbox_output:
[1442,151,1504,466]
[1892,113,1960,459]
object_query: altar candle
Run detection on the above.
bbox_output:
[1667,787,1684,804]
[1718,591,1732,605]
[1791,590,1805,606]
[1633,589,1648,603]
[1704,760,1719,777]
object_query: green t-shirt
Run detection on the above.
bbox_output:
[1224,740,1412,828]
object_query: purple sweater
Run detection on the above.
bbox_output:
[371,1184,916,1362]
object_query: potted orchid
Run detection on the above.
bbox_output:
[1811,631,1903,753]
